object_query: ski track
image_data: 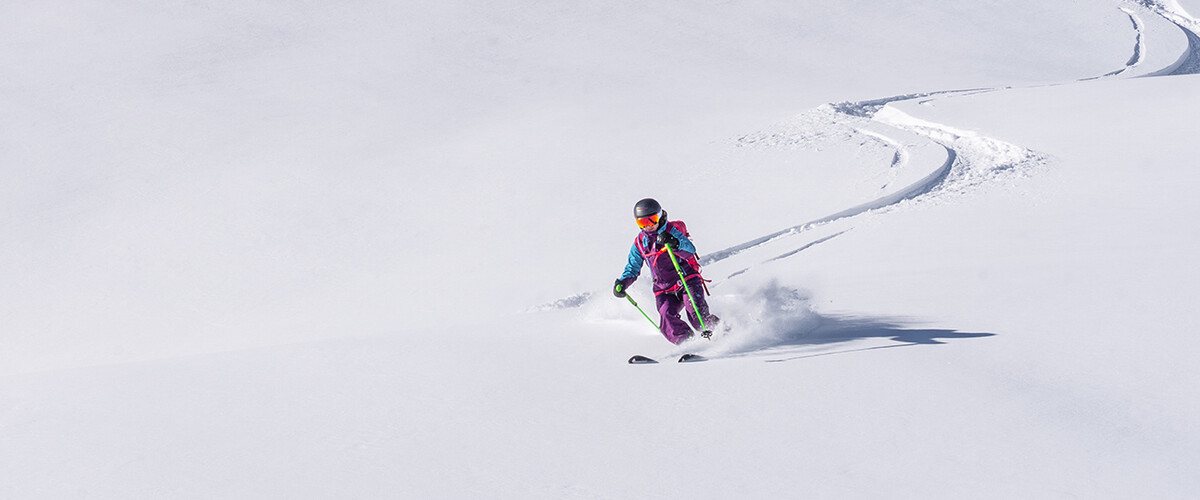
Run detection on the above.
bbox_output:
[542,1,1200,356]
[1094,7,1147,78]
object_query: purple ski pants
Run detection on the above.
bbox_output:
[655,278,718,344]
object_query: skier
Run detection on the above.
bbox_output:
[613,198,719,344]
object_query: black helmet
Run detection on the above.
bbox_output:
[633,198,662,218]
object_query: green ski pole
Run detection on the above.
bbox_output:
[617,284,659,330]
[664,245,710,337]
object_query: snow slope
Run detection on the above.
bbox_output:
[3,0,1200,498]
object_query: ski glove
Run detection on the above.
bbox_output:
[613,279,628,298]
[656,232,679,250]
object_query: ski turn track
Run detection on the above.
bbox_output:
[712,87,1043,275]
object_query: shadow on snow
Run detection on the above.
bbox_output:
[750,314,996,363]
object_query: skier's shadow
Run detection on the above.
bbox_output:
[743,314,996,362]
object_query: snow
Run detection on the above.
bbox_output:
[3,0,1200,497]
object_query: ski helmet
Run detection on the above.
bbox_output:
[633,198,662,218]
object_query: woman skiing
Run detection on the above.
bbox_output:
[613,198,719,344]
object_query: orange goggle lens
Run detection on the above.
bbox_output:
[636,213,661,229]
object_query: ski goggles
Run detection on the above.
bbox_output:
[635,212,661,230]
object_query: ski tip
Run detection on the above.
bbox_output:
[678,353,707,363]
[628,355,658,364]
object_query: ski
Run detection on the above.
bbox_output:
[628,353,707,364]
[628,355,658,364]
